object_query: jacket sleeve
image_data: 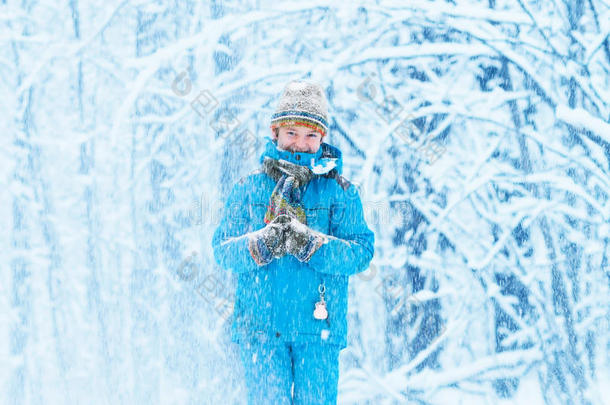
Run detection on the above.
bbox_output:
[211,178,269,273]
[306,183,375,276]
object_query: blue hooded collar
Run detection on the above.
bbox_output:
[259,136,343,177]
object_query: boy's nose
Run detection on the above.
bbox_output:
[295,138,308,150]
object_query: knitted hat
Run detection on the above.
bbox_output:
[270,80,329,137]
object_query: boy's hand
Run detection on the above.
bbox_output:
[261,215,292,258]
[284,217,328,262]
[248,214,293,266]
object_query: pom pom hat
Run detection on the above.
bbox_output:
[270,80,329,137]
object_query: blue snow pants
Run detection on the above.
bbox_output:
[239,340,342,404]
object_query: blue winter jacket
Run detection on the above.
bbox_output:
[212,137,375,349]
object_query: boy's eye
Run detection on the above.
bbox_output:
[307,133,317,137]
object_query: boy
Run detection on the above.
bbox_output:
[212,80,374,404]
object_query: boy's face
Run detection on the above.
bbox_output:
[273,125,323,154]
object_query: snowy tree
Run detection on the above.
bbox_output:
[1,0,608,404]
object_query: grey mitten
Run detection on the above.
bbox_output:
[284,217,328,262]
[248,214,292,266]
[260,215,292,257]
